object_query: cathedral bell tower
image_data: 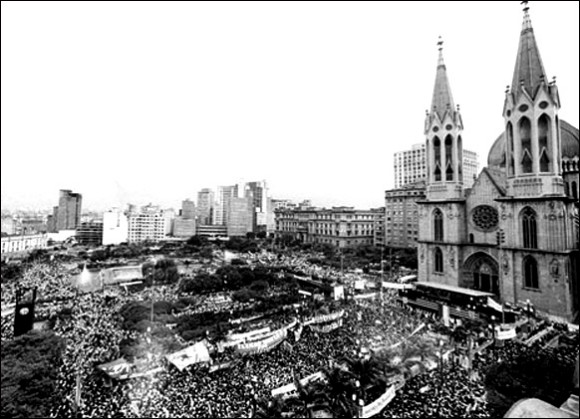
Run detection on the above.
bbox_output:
[503,3,564,197]
[425,38,465,201]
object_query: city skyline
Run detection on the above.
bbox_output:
[2,1,579,212]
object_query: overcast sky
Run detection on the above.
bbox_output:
[1,1,578,212]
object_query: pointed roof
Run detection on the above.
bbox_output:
[431,37,455,120]
[511,4,547,100]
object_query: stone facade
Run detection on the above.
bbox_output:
[417,9,579,321]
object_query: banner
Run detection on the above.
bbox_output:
[353,293,377,300]
[361,385,396,418]
[166,342,211,371]
[209,361,232,373]
[382,282,414,290]
[230,313,264,325]
[354,280,365,290]
[236,329,287,355]
[495,326,517,340]
[227,327,271,343]
[271,372,325,398]
[304,310,345,326]
[298,289,312,296]
[309,318,343,333]
[487,297,503,312]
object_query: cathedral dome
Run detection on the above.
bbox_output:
[487,120,579,168]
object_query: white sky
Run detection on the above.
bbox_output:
[1,1,578,212]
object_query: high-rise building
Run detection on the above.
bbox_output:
[127,204,173,243]
[181,199,196,220]
[214,185,238,226]
[50,189,82,232]
[227,196,254,237]
[384,182,426,248]
[173,217,197,238]
[197,188,214,226]
[394,144,479,189]
[76,221,103,246]
[244,180,270,232]
[417,5,579,321]
[102,208,129,245]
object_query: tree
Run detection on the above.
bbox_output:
[254,396,286,418]
[293,375,330,418]
[1,331,65,418]
[323,366,358,418]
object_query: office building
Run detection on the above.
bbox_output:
[52,189,82,231]
[214,185,238,226]
[306,207,375,249]
[102,208,129,245]
[127,204,173,243]
[227,196,254,237]
[76,221,104,246]
[384,182,426,248]
[394,144,479,189]
[197,188,214,226]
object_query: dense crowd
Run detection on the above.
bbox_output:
[1,247,578,418]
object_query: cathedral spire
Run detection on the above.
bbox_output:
[511,1,547,99]
[431,37,455,120]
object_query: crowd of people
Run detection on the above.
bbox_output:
[1,246,578,418]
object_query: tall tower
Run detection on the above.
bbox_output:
[425,38,465,201]
[503,3,563,197]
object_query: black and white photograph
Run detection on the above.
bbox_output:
[1,1,578,418]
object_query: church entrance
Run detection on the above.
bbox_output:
[461,253,500,298]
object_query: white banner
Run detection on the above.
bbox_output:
[309,318,343,333]
[353,293,377,300]
[227,327,271,343]
[304,310,345,326]
[209,361,232,373]
[495,326,517,340]
[271,372,325,398]
[361,385,396,418]
[236,329,287,355]
[382,282,414,290]
[166,342,211,371]
[298,289,312,296]
[354,280,365,290]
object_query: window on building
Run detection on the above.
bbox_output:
[519,117,533,173]
[521,207,538,249]
[445,135,454,181]
[538,114,551,173]
[433,208,444,241]
[434,247,444,273]
[434,136,442,181]
[523,256,539,289]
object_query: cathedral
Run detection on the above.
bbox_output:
[417,5,579,321]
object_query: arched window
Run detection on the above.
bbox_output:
[445,135,454,181]
[521,207,538,249]
[434,247,444,273]
[538,114,551,172]
[469,233,474,243]
[523,256,539,289]
[573,181,578,200]
[433,208,444,241]
[434,137,441,181]
[519,117,533,173]
[506,122,515,176]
